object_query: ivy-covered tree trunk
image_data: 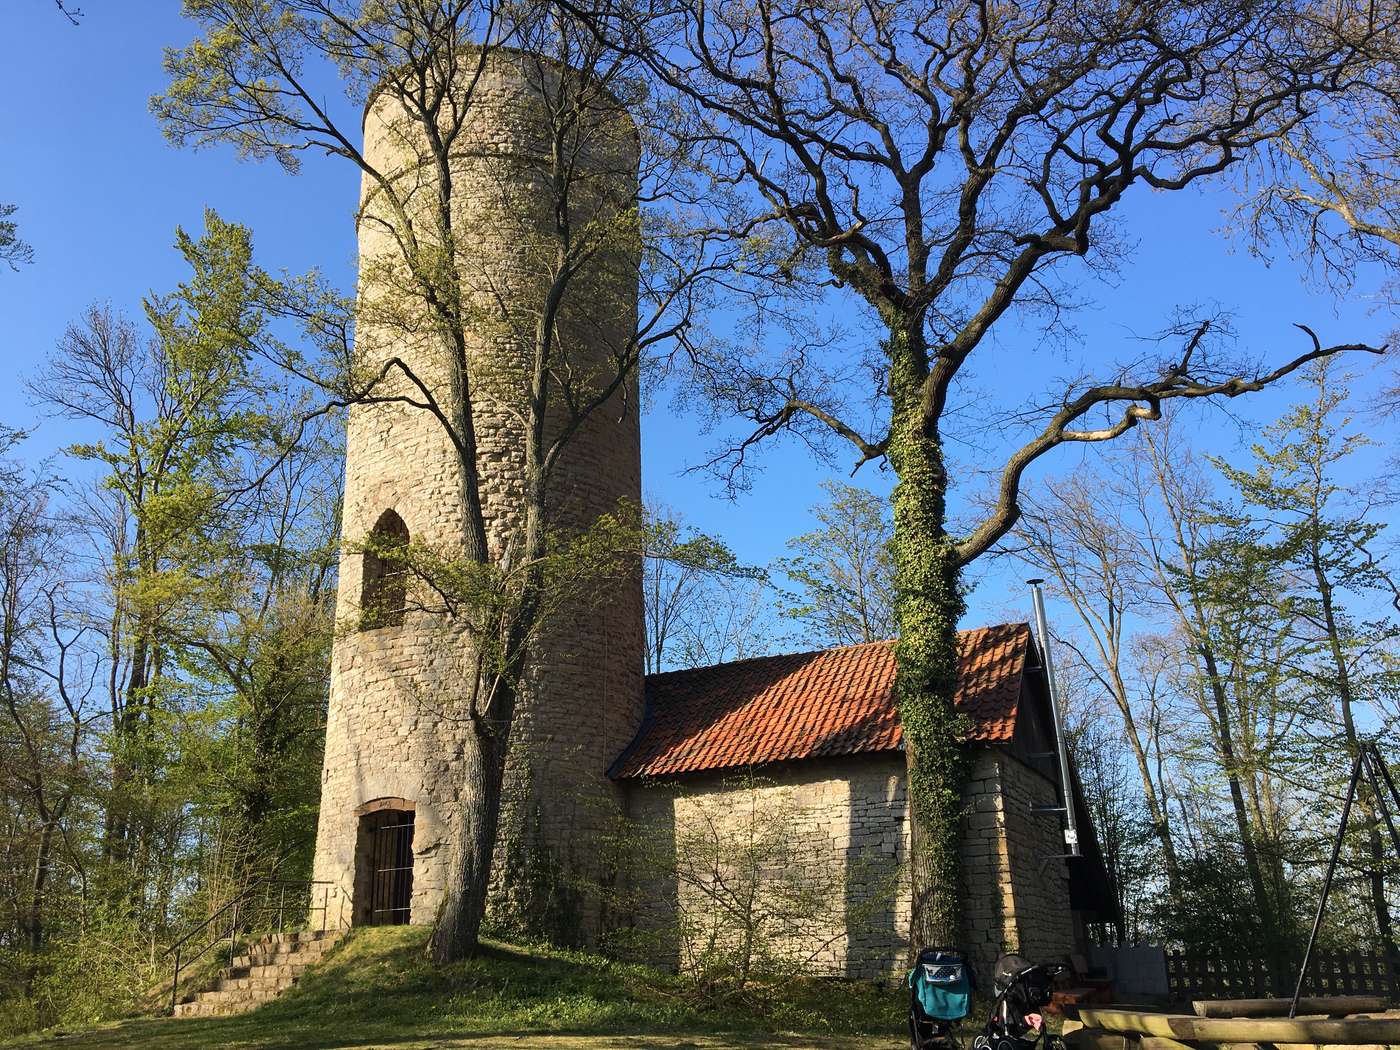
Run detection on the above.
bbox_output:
[886,329,969,952]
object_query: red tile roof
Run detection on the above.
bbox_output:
[610,622,1032,779]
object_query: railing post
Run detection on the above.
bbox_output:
[229,900,240,965]
[170,947,181,1016]
[279,885,286,932]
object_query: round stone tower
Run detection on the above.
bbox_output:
[311,49,644,944]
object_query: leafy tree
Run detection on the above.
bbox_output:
[25,214,337,936]
[776,481,895,647]
[1215,359,1400,953]
[0,205,34,271]
[32,215,285,902]
[0,209,340,1030]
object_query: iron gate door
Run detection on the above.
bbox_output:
[368,811,414,925]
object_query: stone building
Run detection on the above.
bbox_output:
[310,49,1114,976]
[611,623,1116,978]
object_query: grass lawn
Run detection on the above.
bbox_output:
[4,928,909,1050]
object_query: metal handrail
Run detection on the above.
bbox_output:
[163,877,335,1015]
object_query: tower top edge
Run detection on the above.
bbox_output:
[361,44,637,130]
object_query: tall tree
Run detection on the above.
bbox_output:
[776,480,895,647]
[577,0,1389,945]
[1014,474,1181,901]
[31,214,304,912]
[1132,424,1301,945]
[1215,359,1400,954]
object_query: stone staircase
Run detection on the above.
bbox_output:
[173,928,345,1017]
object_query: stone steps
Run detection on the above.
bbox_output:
[173,928,343,1018]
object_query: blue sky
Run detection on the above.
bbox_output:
[3,2,1396,644]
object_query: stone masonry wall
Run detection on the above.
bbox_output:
[1000,750,1076,964]
[961,750,1076,976]
[622,756,911,980]
[621,748,1076,981]
[311,50,644,941]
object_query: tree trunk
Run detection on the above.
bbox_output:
[103,629,150,867]
[1110,672,1181,898]
[26,820,55,952]
[429,707,512,963]
[888,330,968,953]
[1198,643,1276,942]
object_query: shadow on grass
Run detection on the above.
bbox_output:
[11,927,904,1050]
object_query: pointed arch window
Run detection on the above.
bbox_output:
[361,509,409,628]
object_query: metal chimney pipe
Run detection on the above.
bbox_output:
[1027,578,1081,858]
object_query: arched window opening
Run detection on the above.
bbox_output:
[361,509,409,628]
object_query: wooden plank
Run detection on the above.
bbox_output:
[1062,1027,1129,1050]
[1191,997,1389,1019]
[1078,1007,1400,1044]
[1138,1038,1196,1050]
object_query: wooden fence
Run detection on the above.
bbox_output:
[1165,950,1399,1001]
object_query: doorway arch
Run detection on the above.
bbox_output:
[353,798,416,925]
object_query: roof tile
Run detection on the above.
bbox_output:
[610,622,1031,779]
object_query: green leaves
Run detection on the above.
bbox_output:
[775,480,895,647]
[0,203,35,270]
[885,351,970,947]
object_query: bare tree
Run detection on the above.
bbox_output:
[570,0,1389,945]
[643,503,768,673]
[1013,473,1181,900]
[1234,12,1400,293]
[0,448,94,959]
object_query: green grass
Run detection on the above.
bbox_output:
[4,928,908,1049]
